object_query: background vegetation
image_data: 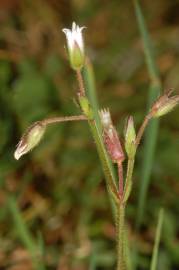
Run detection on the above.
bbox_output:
[0,0,179,269]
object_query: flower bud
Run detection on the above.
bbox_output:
[151,89,179,118]
[14,122,46,160]
[100,109,125,164]
[124,116,136,158]
[62,22,86,70]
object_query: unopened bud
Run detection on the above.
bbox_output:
[151,89,179,118]
[62,22,86,70]
[100,109,125,163]
[14,122,46,160]
[125,116,136,158]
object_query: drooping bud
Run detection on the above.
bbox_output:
[14,122,46,160]
[62,22,86,70]
[99,109,125,164]
[124,116,136,158]
[151,89,179,118]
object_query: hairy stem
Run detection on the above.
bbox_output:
[88,119,119,203]
[123,158,135,203]
[42,115,87,125]
[116,204,126,270]
[76,68,85,96]
[135,114,151,146]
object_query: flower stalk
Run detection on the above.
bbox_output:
[42,115,87,125]
[135,114,151,146]
[118,162,124,200]
[76,68,86,96]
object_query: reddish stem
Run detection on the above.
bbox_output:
[135,114,151,146]
[117,162,124,200]
[42,115,87,125]
[76,69,85,96]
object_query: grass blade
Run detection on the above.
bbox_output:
[89,254,97,270]
[133,0,160,81]
[37,232,47,270]
[8,196,44,269]
[150,209,164,270]
[133,0,162,227]
[83,58,102,133]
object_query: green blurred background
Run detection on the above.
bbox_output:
[1,0,179,269]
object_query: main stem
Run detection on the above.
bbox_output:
[117,204,126,270]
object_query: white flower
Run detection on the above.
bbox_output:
[62,22,86,69]
[63,22,85,53]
